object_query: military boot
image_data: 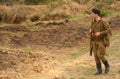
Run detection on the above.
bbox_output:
[103,61,110,74]
[94,63,102,75]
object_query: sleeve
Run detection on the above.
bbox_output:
[100,19,111,35]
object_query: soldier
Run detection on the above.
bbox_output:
[90,8,111,75]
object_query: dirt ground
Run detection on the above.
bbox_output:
[0,15,120,79]
[0,19,89,48]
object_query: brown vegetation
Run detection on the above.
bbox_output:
[0,0,119,23]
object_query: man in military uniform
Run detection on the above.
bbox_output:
[90,8,111,75]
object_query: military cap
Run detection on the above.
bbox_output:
[92,8,101,16]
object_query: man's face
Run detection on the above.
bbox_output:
[91,13,97,19]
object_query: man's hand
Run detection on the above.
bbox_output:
[89,29,92,33]
[95,32,101,37]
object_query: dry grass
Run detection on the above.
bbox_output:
[0,5,42,24]
[0,0,119,24]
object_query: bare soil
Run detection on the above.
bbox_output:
[0,20,89,47]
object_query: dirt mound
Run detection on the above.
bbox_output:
[0,47,57,79]
[0,48,43,71]
[41,0,92,20]
[0,1,91,22]
[47,1,81,17]
[0,51,22,71]
[0,33,12,45]
[0,21,88,47]
[0,5,28,23]
[0,0,118,23]
[0,16,119,47]
[22,26,88,47]
[0,25,29,32]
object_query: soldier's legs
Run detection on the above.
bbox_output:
[97,42,110,74]
[93,43,102,75]
[94,56,102,75]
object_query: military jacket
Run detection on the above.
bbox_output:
[91,18,111,45]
